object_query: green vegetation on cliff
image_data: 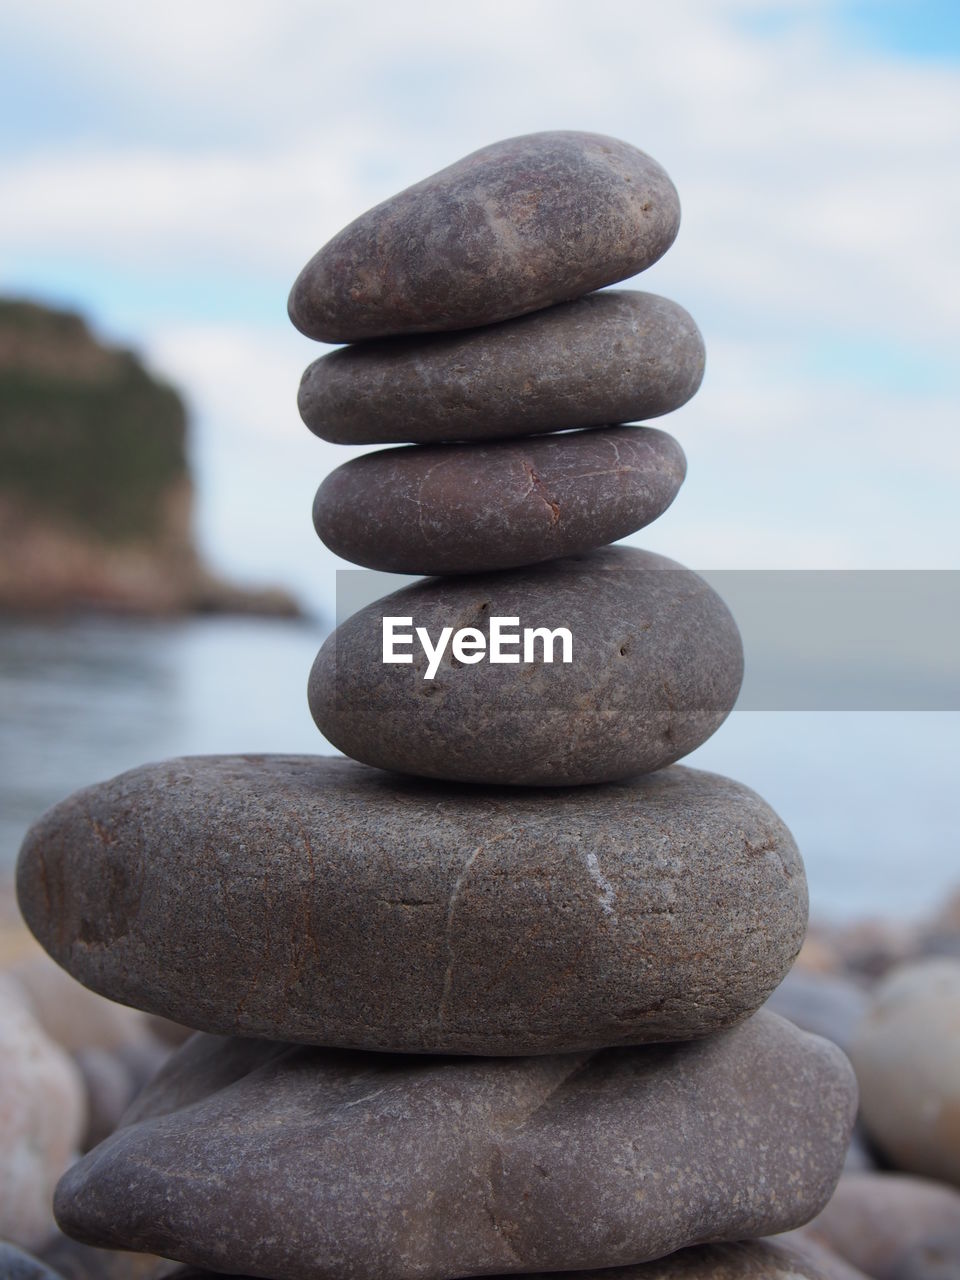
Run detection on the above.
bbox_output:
[0,299,187,543]
[0,297,299,616]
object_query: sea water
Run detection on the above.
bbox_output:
[0,616,955,922]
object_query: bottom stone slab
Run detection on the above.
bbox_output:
[166,1239,859,1280]
[54,1011,856,1280]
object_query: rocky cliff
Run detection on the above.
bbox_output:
[0,299,298,616]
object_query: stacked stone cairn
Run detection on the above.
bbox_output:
[17,133,858,1280]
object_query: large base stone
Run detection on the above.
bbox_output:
[18,756,806,1054]
[55,1012,856,1280]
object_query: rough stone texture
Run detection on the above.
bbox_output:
[167,1242,858,1280]
[891,1231,960,1280]
[765,969,868,1054]
[800,1173,960,1280]
[314,425,686,574]
[298,290,704,445]
[849,961,960,1185]
[311,546,743,785]
[54,1012,856,1280]
[288,132,680,342]
[0,1243,66,1280]
[17,756,805,1054]
[0,977,86,1250]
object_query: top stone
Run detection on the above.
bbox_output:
[288,131,681,342]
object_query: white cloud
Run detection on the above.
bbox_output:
[145,323,319,442]
[3,3,957,340]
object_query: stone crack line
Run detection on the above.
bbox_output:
[521,460,561,524]
[437,833,508,1029]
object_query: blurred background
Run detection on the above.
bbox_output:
[0,0,957,921]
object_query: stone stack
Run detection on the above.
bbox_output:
[16,132,857,1279]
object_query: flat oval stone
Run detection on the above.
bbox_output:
[17,756,805,1053]
[799,1172,960,1279]
[298,291,704,445]
[0,979,86,1251]
[54,1012,855,1279]
[764,970,869,1055]
[310,546,743,786]
[849,961,960,1186]
[288,132,680,341]
[313,426,686,574]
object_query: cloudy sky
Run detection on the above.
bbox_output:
[1,0,957,615]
